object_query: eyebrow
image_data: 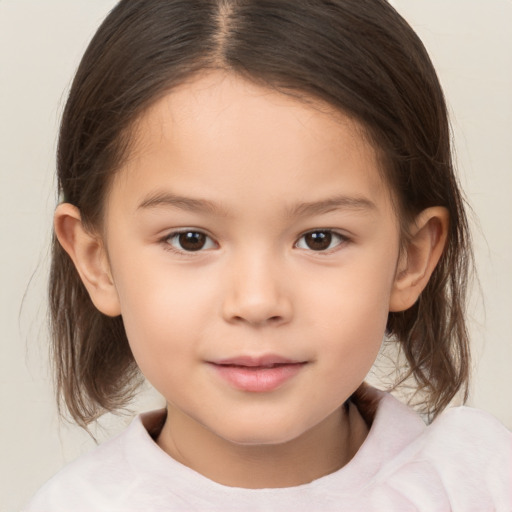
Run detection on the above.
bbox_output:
[287,195,377,218]
[137,191,376,217]
[137,192,228,216]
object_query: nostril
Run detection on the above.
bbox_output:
[231,314,283,326]
[221,289,293,326]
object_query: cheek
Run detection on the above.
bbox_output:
[316,307,386,371]
[113,263,218,370]
[303,252,396,369]
[304,255,395,328]
[312,310,386,406]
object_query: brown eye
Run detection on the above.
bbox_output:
[178,232,206,251]
[296,230,345,251]
[166,231,215,252]
[304,231,331,250]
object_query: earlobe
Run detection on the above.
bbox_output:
[389,207,449,312]
[54,203,121,317]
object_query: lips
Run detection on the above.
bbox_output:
[208,355,307,392]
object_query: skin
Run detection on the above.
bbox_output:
[55,71,448,488]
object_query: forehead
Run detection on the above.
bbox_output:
[110,71,393,217]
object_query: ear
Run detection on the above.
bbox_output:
[54,203,121,317]
[389,207,449,312]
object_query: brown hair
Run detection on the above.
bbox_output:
[50,0,472,427]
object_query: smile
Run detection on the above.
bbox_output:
[208,355,308,393]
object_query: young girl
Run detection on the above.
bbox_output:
[26,0,511,510]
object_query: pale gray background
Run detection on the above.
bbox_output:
[1,1,511,510]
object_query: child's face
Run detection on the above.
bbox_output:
[102,72,402,445]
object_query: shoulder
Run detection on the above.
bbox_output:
[419,406,511,492]
[423,404,511,451]
[23,410,168,512]
[373,398,512,511]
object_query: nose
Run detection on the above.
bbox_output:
[221,251,293,327]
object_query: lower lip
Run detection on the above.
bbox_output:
[209,363,306,392]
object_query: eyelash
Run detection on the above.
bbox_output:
[295,229,349,253]
[162,230,217,255]
[161,229,349,255]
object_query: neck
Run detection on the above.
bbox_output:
[157,402,368,488]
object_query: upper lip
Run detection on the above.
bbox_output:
[211,355,306,367]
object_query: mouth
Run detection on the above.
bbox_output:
[207,355,308,392]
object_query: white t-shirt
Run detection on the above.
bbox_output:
[25,388,511,511]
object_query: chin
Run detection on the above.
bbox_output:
[213,418,311,447]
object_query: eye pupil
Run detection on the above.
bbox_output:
[179,232,206,251]
[305,231,332,250]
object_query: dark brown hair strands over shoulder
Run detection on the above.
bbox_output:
[50,0,473,427]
